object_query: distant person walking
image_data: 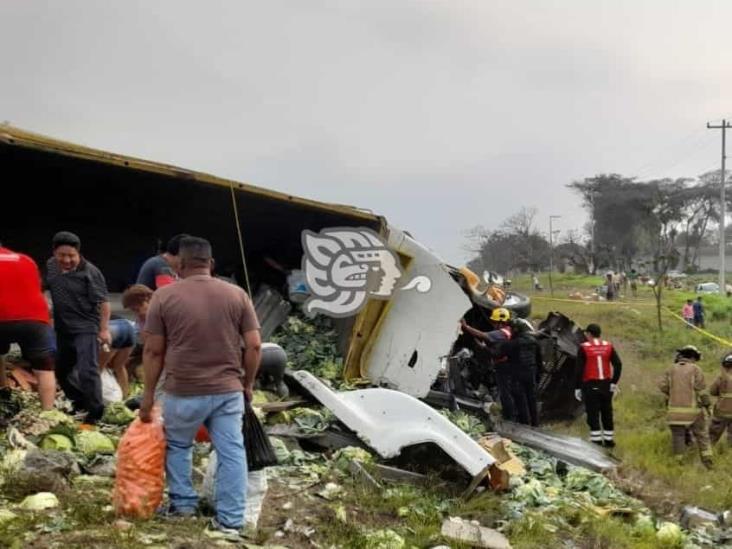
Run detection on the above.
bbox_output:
[628,269,639,298]
[46,232,111,423]
[604,273,616,301]
[532,274,542,291]
[682,300,694,328]
[693,296,705,329]
[658,345,713,468]
[575,323,622,447]
[139,236,262,536]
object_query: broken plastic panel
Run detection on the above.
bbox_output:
[292,370,495,487]
[361,227,472,398]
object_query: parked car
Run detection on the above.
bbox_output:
[695,282,720,294]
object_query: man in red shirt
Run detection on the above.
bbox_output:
[0,243,57,410]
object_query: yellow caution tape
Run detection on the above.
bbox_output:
[530,295,655,306]
[529,295,732,347]
[662,307,732,347]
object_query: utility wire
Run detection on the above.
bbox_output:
[629,127,709,179]
[634,131,715,181]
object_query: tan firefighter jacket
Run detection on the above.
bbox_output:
[710,368,732,419]
[658,360,711,426]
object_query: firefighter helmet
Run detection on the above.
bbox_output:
[676,345,702,361]
[489,307,511,322]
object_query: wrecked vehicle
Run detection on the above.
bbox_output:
[1,125,583,422]
[434,271,585,422]
[0,128,485,391]
[5,127,586,411]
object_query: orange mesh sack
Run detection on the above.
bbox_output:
[113,406,166,518]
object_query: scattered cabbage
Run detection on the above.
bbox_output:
[75,430,115,457]
[363,529,405,549]
[40,434,74,452]
[0,509,17,524]
[38,410,75,425]
[101,402,136,425]
[332,446,373,471]
[656,521,684,546]
[19,492,59,511]
[0,449,27,476]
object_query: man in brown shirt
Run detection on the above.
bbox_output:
[140,236,261,535]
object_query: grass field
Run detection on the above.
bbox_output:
[515,272,732,513]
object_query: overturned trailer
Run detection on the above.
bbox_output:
[0,125,467,397]
[0,125,577,420]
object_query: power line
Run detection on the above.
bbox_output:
[629,127,709,179]
[633,131,715,181]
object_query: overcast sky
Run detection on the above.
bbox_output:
[2,1,731,264]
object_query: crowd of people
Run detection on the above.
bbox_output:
[461,313,622,445]
[460,309,731,469]
[0,232,262,536]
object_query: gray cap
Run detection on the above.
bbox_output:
[52,231,81,250]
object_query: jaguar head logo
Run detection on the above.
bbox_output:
[301,228,402,317]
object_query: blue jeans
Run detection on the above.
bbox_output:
[164,392,246,528]
[109,319,136,349]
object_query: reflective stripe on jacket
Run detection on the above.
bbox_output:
[710,369,732,419]
[659,360,708,425]
[580,339,614,382]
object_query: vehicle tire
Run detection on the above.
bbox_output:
[503,292,531,319]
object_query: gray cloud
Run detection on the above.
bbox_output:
[2,1,731,264]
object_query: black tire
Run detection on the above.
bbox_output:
[503,292,531,319]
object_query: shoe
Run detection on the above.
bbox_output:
[603,440,616,449]
[157,503,197,519]
[83,409,104,425]
[205,518,242,541]
[591,440,604,447]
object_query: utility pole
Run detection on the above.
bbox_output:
[707,119,731,295]
[548,215,561,297]
[589,191,596,275]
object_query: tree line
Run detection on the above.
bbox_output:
[466,170,725,275]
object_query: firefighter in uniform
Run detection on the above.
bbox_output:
[709,352,732,446]
[658,345,713,468]
[500,318,542,426]
[575,323,622,448]
[460,308,514,420]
